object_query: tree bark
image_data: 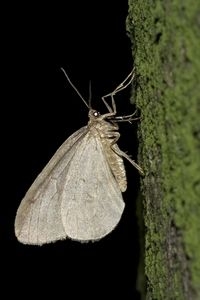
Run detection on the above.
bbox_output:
[127,1,200,299]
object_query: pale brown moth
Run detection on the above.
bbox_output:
[15,68,143,245]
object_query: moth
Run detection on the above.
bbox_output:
[15,68,143,245]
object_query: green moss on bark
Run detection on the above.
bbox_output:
[127,1,200,299]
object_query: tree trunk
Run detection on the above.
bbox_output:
[127,1,200,299]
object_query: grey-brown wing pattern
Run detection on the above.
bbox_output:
[15,126,88,244]
[15,126,125,244]
[60,134,125,241]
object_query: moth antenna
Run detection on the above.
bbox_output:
[88,80,92,108]
[61,67,89,109]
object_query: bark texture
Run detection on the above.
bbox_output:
[127,1,200,299]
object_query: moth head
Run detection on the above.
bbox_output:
[88,109,101,120]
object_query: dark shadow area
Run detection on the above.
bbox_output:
[3,1,142,299]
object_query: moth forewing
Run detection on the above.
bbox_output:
[15,69,143,245]
[60,127,125,241]
[15,127,89,244]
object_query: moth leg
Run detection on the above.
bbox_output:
[100,94,117,119]
[108,110,140,123]
[101,95,114,113]
[104,68,135,98]
[101,68,136,114]
[109,131,144,175]
[114,147,144,175]
[112,116,140,123]
[101,92,117,116]
[111,68,135,95]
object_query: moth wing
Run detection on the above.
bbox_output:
[60,134,125,241]
[15,127,88,245]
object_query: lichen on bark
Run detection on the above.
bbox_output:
[127,1,200,299]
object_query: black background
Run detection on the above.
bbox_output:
[3,1,141,299]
